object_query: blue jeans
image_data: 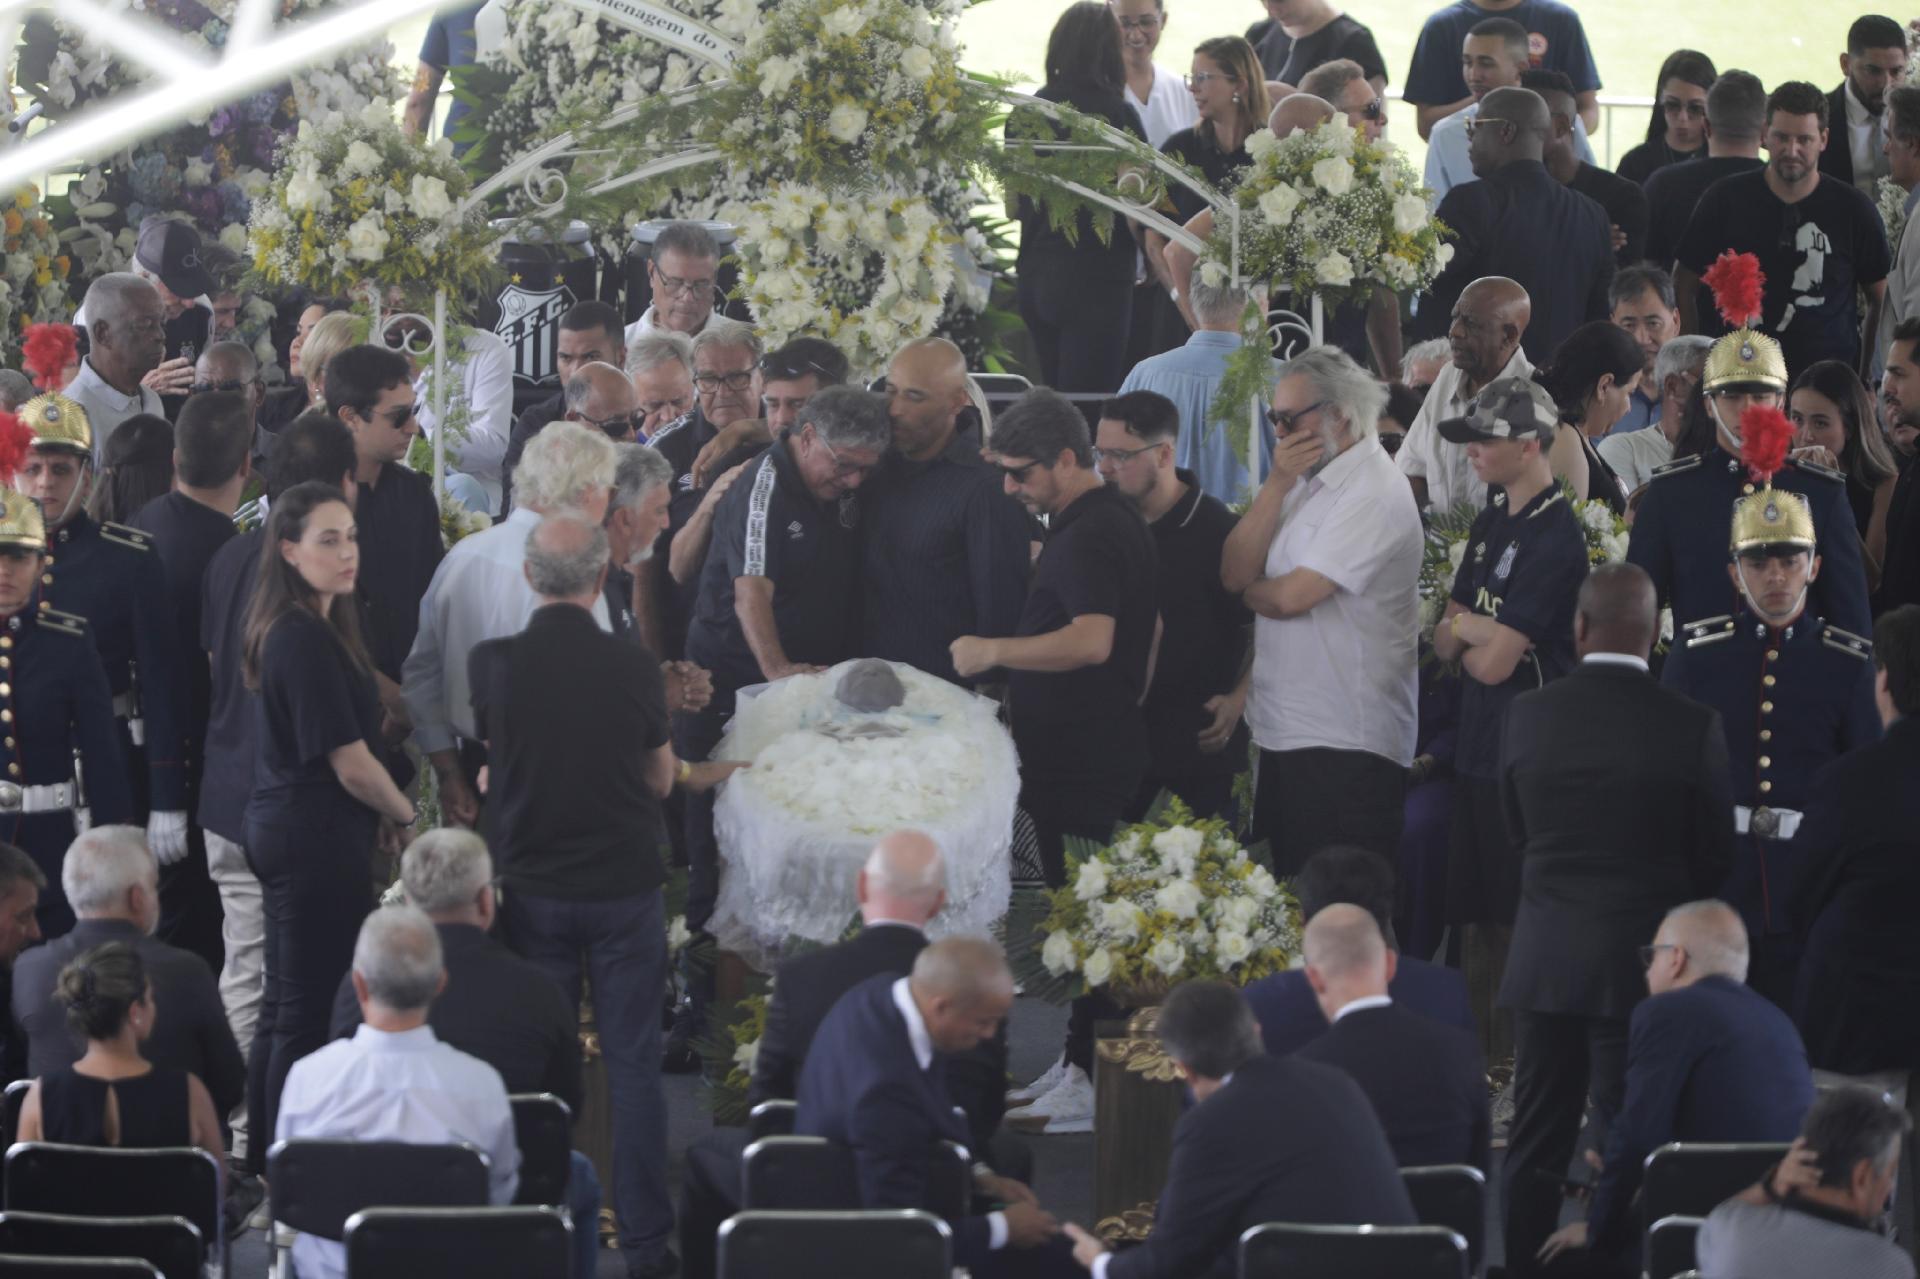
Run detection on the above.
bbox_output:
[505,888,673,1265]
[568,1151,603,1279]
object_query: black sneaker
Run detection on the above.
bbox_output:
[626,1249,680,1279]
[224,1171,266,1239]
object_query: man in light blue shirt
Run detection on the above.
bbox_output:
[1424,16,1593,208]
[1118,277,1275,504]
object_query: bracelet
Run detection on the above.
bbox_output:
[1449,612,1463,641]
[676,758,693,785]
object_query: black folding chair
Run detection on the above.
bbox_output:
[344,1205,570,1278]
[0,1257,162,1278]
[3,1143,223,1277]
[1401,1165,1486,1270]
[1642,1143,1788,1221]
[508,1094,573,1208]
[267,1140,490,1279]
[717,1209,950,1279]
[739,1137,859,1211]
[0,1213,200,1279]
[1646,1214,1704,1279]
[1239,1223,1468,1279]
[745,1100,795,1141]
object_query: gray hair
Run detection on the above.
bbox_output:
[353,905,444,1012]
[611,443,672,513]
[652,220,720,263]
[1803,1086,1914,1187]
[401,829,493,915]
[1278,345,1387,441]
[525,511,610,597]
[1189,278,1251,328]
[627,330,694,377]
[1654,334,1714,386]
[800,384,893,452]
[198,340,259,382]
[1403,337,1453,371]
[80,272,159,338]
[691,317,762,365]
[515,419,618,512]
[0,370,34,411]
[62,825,156,917]
[1663,899,1750,982]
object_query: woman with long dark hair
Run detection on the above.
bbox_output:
[1616,50,1716,185]
[86,414,173,525]
[240,480,414,1172]
[1537,322,1645,515]
[1010,1,1148,392]
[1790,361,1898,583]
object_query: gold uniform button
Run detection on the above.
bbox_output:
[1759,729,1772,742]
[0,636,12,649]
[38,574,50,585]
[1761,701,1774,713]
[1743,484,1755,495]
[1759,780,1773,794]
[1759,756,1771,769]
[1765,649,1779,661]
[5,765,16,778]
[1763,675,1776,688]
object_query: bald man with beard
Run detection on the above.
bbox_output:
[1396,276,1532,512]
[859,338,1032,685]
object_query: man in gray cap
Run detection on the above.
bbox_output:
[1428,377,1591,1066]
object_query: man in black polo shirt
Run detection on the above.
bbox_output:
[1092,390,1249,821]
[862,337,1031,684]
[470,512,739,1279]
[1429,378,1589,1065]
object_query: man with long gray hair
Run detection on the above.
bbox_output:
[1223,345,1423,876]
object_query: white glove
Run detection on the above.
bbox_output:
[148,810,189,867]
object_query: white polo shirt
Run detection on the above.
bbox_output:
[1396,345,1533,516]
[1247,434,1423,766]
[1125,64,1199,149]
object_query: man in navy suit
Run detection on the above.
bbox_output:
[1062,980,1416,1278]
[795,937,1063,1276]
[1294,905,1490,1172]
[1241,846,1473,1057]
[1537,901,1816,1273]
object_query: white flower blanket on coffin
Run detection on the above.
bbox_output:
[710,659,1019,968]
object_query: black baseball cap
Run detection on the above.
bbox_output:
[135,215,214,299]
[1437,377,1560,445]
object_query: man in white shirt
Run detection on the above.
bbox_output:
[1397,276,1532,514]
[1223,346,1423,876]
[402,421,616,827]
[1599,335,1711,496]
[64,274,166,460]
[624,221,724,347]
[414,326,514,513]
[1424,17,1593,208]
[276,906,519,1279]
[1114,0,1197,148]
[1825,16,1908,195]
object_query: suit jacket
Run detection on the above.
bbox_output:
[1294,1002,1490,1173]
[1790,715,1920,1074]
[1107,1054,1416,1279]
[12,918,245,1116]
[749,923,1005,1155]
[794,975,994,1271]
[1498,662,1736,1019]
[1243,954,1474,1058]
[1818,83,1854,189]
[1586,975,1815,1252]
[329,922,581,1111]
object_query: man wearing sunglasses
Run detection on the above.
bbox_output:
[1299,58,1386,144]
[1422,18,1595,209]
[190,342,271,469]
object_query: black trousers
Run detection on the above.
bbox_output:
[1251,746,1406,878]
[1504,1010,1631,1279]
[680,1128,749,1279]
[1015,257,1133,394]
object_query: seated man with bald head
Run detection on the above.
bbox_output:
[1293,905,1489,1172]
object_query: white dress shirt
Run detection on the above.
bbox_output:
[1596,422,1674,496]
[1845,79,1891,195]
[1580,651,1650,673]
[276,1023,519,1279]
[1330,993,1393,1022]
[415,329,514,512]
[1424,101,1595,207]
[1396,346,1533,514]
[888,978,1008,1250]
[1247,435,1424,767]
[622,306,716,349]
[401,505,611,754]
[1880,193,1920,369]
[63,357,164,463]
[1126,64,1200,149]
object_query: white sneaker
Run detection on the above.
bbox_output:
[1005,1064,1094,1134]
[1006,1052,1066,1104]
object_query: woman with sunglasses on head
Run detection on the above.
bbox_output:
[1790,361,1898,587]
[1616,50,1717,186]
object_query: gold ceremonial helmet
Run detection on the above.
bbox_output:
[19,392,93,457]
[1730,486,1816,555]
[0,488,47,553]
[1703,328,1788,395]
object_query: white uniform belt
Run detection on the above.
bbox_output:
[1734,805,1803,839]
[0,781,76,814]
[111,691,145,746]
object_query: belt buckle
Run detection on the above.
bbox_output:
[1750,806,1780,839]
[0,782,18,813]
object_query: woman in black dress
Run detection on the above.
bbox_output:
[240,481,415,1172]
[1011,2,1148,392]
[1615,50,1716,186]
[1790,361,1899,586]
[1536,322,1646,516]
[17,942,224,1157]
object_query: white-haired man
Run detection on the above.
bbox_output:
[277,906,519,1279]
[1222,345,1423,877]
[402,420,618,827]
[1598,334,1712,494]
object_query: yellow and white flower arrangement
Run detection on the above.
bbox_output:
[1416,483,1628,632]
[0,186,74,367]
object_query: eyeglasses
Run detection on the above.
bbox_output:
[1638,943,1679,969]
[1115,14,1161,31]
[651,267,717,298]
[1265,400,1327,433]
[1360,98,1386,121]
[1092,441,1163,466]
[190,378,253,394]
[1660,97,1707,118]
[995,460,1040,484]
[814,431,878,479]
[379,402,420,428]
[694,370,755,392]
[582,411,639,438]
[1184,71,1234,89]
[1461,116,1512,138]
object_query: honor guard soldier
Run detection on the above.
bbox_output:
[0,486,132,936]
[1662,405,1880,1006]
[14,375,187,868]
[1627,255,1870,635]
